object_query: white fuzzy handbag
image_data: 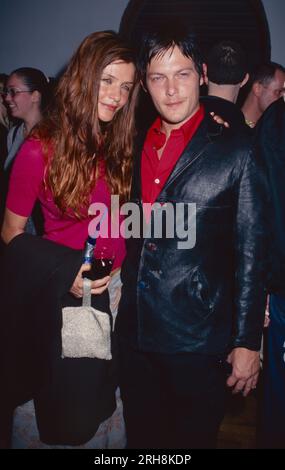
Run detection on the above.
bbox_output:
[61,278,112,360]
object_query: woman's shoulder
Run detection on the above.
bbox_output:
[13,137,48,175]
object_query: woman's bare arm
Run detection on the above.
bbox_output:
[1,208,28,244]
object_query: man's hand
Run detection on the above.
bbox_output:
[226,347,260,397]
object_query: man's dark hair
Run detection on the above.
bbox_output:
[206,41,247,85]
[251,61,285,86]
[137,24,203,84]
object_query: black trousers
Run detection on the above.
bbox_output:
[119,341,227,449]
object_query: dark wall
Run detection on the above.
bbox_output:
[120,0,272,72]
[0,0,284,78]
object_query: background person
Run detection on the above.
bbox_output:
[4,67,51,171]
[202,40,249,129]
[242,62,285,129]
[1,67,51,234]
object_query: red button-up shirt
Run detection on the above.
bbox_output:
[141,105,205,205]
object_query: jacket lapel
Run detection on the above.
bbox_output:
[132,114,224,201]
[162,114,223,193]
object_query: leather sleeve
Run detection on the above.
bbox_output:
[232,147,269,351]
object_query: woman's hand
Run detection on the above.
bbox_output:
[70,263,110,298]
[210,111,229,128]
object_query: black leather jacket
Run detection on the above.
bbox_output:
[116,113,268,355]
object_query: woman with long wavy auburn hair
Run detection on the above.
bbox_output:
[2,31,140,294]
[0,31,140,448]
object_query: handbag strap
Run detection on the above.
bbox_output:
[82,278,92,307]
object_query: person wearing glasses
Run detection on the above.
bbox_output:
[3,67,51,171]
[0,68,51,235]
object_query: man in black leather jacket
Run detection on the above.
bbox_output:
[116,26,268,448]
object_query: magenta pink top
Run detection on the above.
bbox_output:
[6,138,126,270]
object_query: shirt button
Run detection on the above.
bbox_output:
[154,178,160,184]
[138,280,149,290]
